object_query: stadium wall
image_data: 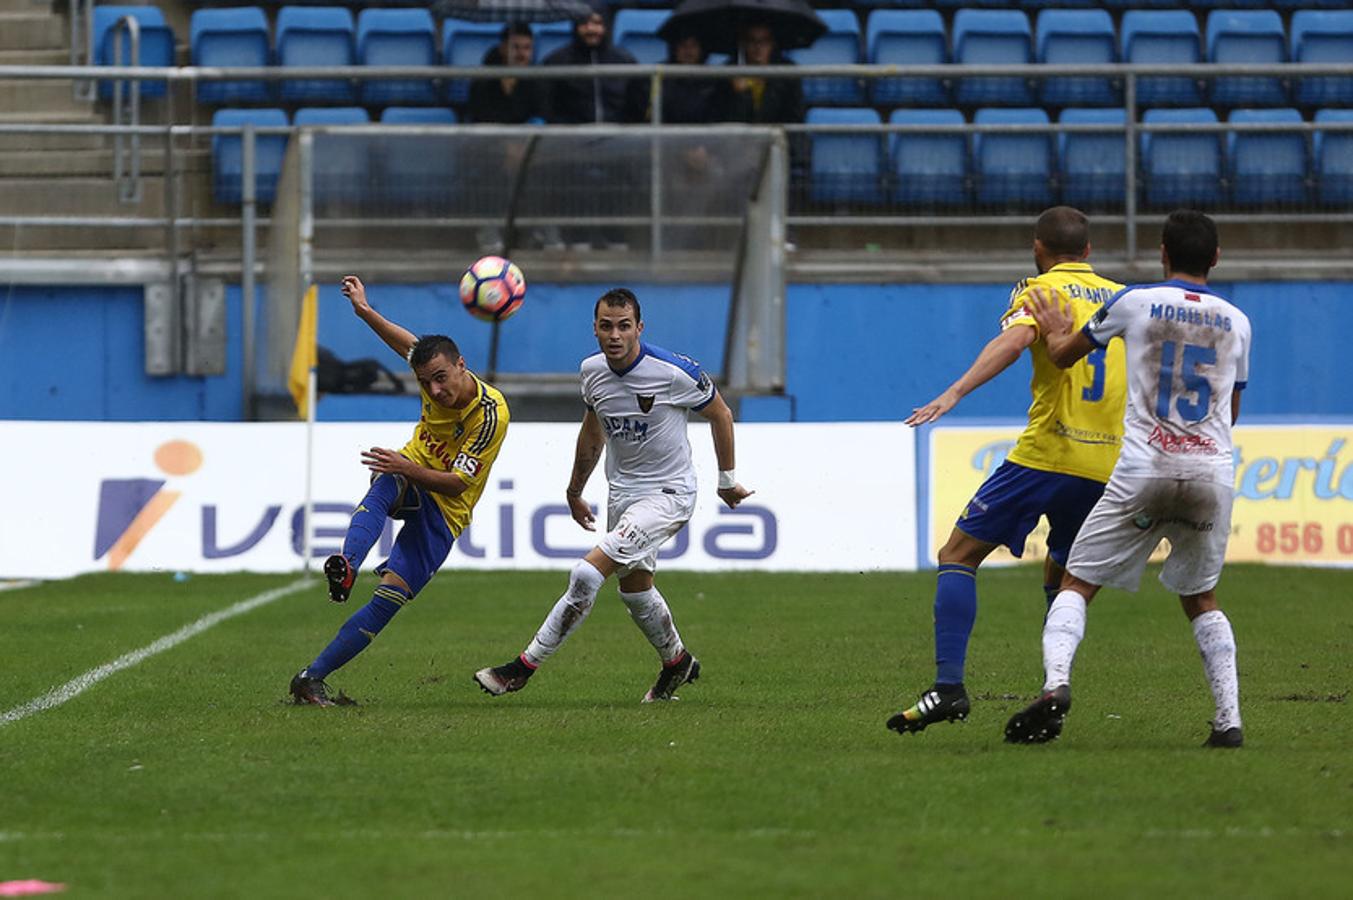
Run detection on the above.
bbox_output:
[0,280,1335,420]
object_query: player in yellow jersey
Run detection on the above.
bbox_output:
[290,275,509,706]
[887,207,1126,736]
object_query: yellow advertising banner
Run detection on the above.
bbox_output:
[927,424,1353,566]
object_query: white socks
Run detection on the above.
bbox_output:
[1192,609,1242,731]
[524,559,606,666]
[620,586,684,663]
[1042,590,1088,692]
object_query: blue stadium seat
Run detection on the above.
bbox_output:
[787,10,864,106]
[93,6,174,99]
[294,107,370,207]
[276,7,356,104]
[380,107,458,124]
[357,9,437,106]
[1207,11,1287,108]
[888,108,968,207]
[1121,11,1202,107]
[1058,107,1126,209]
[867,10,947,107]
[953,10,1034,107]
[1314,109,1353,207]
[191,8,271,105]
[1292,12,1353,108]
[378,108,459,211]
[211,108,287,206]
[532,20,574,62]
[1036,9,1118,108]
[973,107,1053,209]
[1142,108,1223,208]
[934,0,1006,10]
[1228,108,1308,207]
[806,107,882,204]
[612,10,671,65]
[444,20,503,106]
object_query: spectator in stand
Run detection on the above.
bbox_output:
[540,0,647,250]
[660,30,715,125]
[466,22,550,252]
[659,29,722,250]
[713,21,804,125]
[541,0,647,125]
[466,22,542,124]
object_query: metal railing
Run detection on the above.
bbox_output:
[109,14,141,204]
[1,61,1352,271]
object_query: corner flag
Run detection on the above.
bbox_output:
[287,284,318,419]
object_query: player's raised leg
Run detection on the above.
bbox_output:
[292,495,453,706]
[323,473,408,603]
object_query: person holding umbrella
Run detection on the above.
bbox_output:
[713,21,804,125]
[659,0,821,124]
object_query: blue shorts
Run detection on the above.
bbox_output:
[955,461,1105,564]
[372,477,455,597]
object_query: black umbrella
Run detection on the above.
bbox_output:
[658,0,826,57]
[433,0,593,24]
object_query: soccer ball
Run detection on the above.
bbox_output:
[459,256,526,322]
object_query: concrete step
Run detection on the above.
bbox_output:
[0,146,209,177]
[0,13,67,50]
[0,0,55,13]
[0,79,92,115]
[0,225,170,252]
[0,48,68,65]
[0,107,106,151]
[2,175,169,216]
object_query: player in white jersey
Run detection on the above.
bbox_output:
[474,288,754,702]
[1006,210,1252,748]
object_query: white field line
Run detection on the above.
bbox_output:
[0,578,311,728]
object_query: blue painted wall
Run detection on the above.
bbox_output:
[0,285,245,420]
[0,279,1330,421]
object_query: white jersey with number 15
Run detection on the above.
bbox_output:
[1082,280,1251,487]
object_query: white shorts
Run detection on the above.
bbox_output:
[598,490,696,577]
[1067,474,1234,596]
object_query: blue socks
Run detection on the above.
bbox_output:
[933,563,978,686]
[306,583,411,679]
[342,474,403,570]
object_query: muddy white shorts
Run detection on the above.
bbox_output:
[1067,474,1234,596]
[598,489,696,576]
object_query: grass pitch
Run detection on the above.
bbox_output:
[1,566,1349,898]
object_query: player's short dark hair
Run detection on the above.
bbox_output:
[500,21,532,42]
[1161,209,1219,278]
[409,335,461,369]
[594,288,642,323]
[1035,206,1090,258]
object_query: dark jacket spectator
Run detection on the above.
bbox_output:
[712,23,805,125]
[467,33,544,124]
[541,5,647,124]
[659,32,716,125]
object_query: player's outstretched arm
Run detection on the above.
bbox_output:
[904,325,1035,426]
[342,275,417,361]
[1025,286,1093,368]
[360,446,469,497]
[564,409,605,530]
[697,392,754,509]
